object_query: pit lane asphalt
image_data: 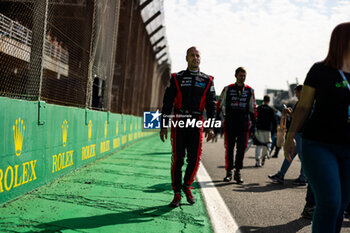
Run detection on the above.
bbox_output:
[201,137,350,233]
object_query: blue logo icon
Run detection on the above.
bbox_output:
[143,110,161,129]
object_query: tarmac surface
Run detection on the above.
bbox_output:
[1,134,350,233]
[202,137,350,233]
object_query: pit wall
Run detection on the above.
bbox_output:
[0,97,153,205]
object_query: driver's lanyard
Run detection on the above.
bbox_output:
[338,70,350,91]
[338,70,350,123]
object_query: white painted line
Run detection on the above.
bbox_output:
[197,164,241,233]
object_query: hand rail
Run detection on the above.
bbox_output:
[0,13,69,65]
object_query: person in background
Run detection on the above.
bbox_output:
[284,22,350,233]
[46,29,52,42]
[217,67,257,184]
[301,184,316,219]
[268,85,307,185]
[52,36,58,59]
[254,95,276,167]
[270,111,281,158]
[212,108,224,143]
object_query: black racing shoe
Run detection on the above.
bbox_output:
[223,172,233,182]
[301,205,314,220]
[234,170,244,184]
[293,178,307,186]
[169,193,181,207]
[271,152,278,158]
[268,173,284,184]
[182,186,195,204]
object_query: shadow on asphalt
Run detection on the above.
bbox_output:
[244,165,263,169]
[238,217,311,233]
[217,165,278,170]
[26,205,174,233]
[238,216,350,232]
[343,220,350,228]
[232,182,301,193]
[198,180,301,190]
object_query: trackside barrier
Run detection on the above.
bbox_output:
[0,97,153,205]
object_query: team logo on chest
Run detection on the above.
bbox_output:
[194,81,206,88]
[181,77,192,87]
[195,77,204,82]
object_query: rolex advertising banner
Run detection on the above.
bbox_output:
[0,97,153,205]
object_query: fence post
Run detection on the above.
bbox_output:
[28,0,49,100]
[103,0,121,111]
[85,0,97,109]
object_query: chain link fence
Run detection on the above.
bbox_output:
[0,0,92,106]
[0,1,38,100]
[41,0,92,107]
[0,0,170,114]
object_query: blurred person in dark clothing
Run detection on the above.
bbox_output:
[254,95,276,167]
[270,112,282,158]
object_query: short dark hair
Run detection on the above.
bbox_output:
[263,95,270,102]
[235,67,246,76]
[294,85,303,92]
[186,46,199,55]
[323,22,350,69]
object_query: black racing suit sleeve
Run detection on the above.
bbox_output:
[161,76,176,129]
[216,87,225,120]
[205,78,217,129]
[249,89,257,130]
